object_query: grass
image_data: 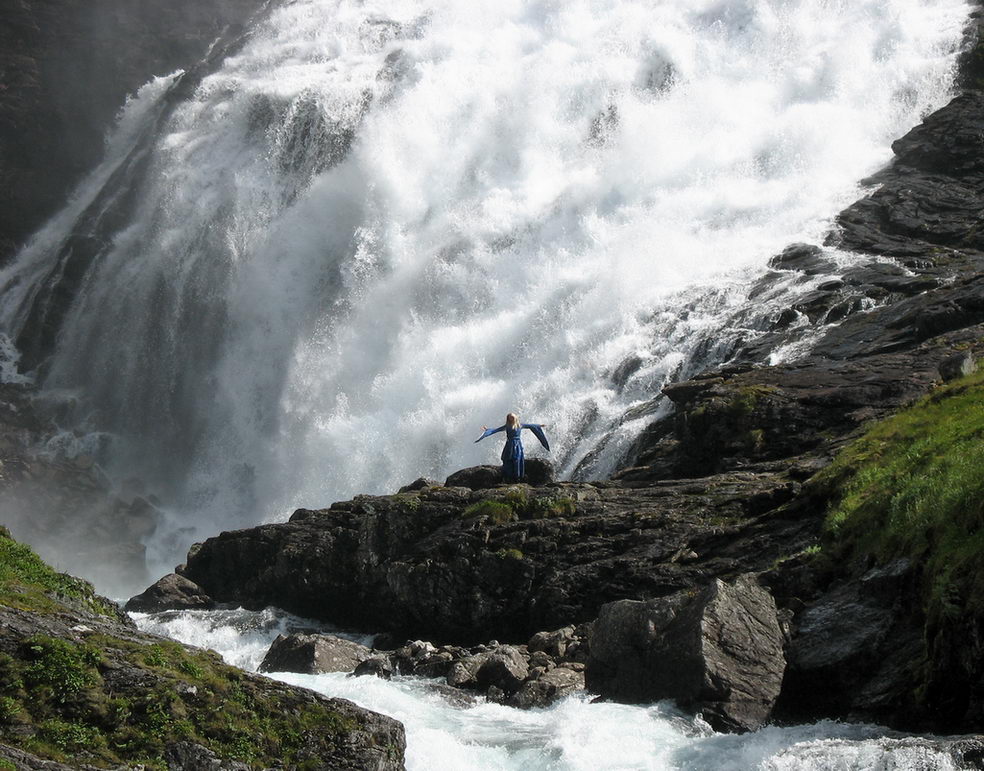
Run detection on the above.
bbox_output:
[0,532,361,769]
[820,363,984,626]
[0,526,116,617]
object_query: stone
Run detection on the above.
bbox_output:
[586,574,786,733]
[768,243,836,275]
[353,655,394,680]
[528,625,576,658]
[509,666,585,709]
[124,572,215,612]
[259,633,371,675]
[444,465,502,489]
[776,560,922,725]
[524,457,555,485]
[475,646,529,693]
[939,351,976,381]
[398,477,441,493]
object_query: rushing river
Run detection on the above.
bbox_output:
[133,607,965,770]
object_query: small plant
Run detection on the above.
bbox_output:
[38,718,103,755]
[495,548,524,561]
[21,636,101,704]
[462,500,517,525]
[525,496,576,519]
[0,695,20,723]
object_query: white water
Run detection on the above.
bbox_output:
[134,607,964,770]
[0,0,970,579]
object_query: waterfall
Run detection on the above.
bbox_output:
[0,0,969,581]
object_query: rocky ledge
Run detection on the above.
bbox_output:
[0,527,406,769]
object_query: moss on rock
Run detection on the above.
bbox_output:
[0,530,404,769]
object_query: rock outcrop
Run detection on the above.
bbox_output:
[167,472,814,644]
[0,527,406,770]
[586,574,786,733]
[125,572,216,612]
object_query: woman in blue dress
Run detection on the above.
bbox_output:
[475,412,550,482]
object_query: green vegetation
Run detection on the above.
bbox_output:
[463,499,517,524]
[495,548,524,561]
[821,364,984,626]
[0,526,116,616]
[463,490,577,524]
[0,533,360,769]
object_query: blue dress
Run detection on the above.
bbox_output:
[475,423,550,482]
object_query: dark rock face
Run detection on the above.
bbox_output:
[776,560,923,726]
[259,633,372,675]
[0,0,269,265]
[586,574,785,733]
[168,470,814,644]
[124,572,216,612]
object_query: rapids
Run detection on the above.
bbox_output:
[134,607,966,770]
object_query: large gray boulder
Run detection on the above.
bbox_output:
[124,572,216,612]
[586,574,785,732]
[259,633,372,675]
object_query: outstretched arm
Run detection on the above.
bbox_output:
[475,425,506,443]
[522,423,550,451]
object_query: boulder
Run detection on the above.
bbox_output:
[124,572,215,612]
[939,351,976,382]
[444,459,554,489]
[444,465,502,489]
[586,574,786,733]
[528,625,577,658]
[353,655,394,680]
[398,477,441,493]
[768,243,836,275]
[523,458,554,485]
[509,666,584,709]
[259,633,371,675]
[476,646,530,693]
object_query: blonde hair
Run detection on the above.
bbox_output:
[506,412,520,428]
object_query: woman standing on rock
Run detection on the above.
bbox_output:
[475,413,549,483]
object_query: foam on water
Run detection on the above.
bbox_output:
[0,0,970,580]
[133,608,963,771]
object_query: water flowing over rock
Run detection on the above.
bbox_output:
[586,575,786,733]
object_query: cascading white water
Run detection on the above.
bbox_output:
[134,607,965,771]
[0,0,970,579]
